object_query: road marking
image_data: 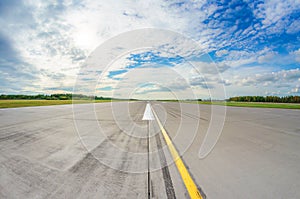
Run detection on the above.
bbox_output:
[143,103,155,120]
[147,120,151,199]
[142,103,154,198]
[151,105,204,199]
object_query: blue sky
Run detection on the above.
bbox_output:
[0,0,300,99]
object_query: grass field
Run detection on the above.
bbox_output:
[0,100,113,108]
[1,100,300,109]
[197,101,300,109]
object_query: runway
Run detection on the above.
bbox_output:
[0,101,300,198]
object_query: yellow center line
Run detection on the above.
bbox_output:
[151,108,204,199]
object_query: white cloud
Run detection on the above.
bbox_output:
[1,0,194,94]
[286,20,300,34]
[191,61,230,74]
[221,68,300,97]
[254,0,300,29]
[1,0,299,98]
[294,49,300,62]
[215,48,291,68]
[215,49,229,57]
[291,86,299,93]
[258,51,277,63]
[234,68,300,86]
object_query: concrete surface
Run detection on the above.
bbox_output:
[0,101,300,198]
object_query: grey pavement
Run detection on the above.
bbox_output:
[0,101,300,198]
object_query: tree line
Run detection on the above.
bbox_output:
[0,94,113,100]
[228,96,300,103]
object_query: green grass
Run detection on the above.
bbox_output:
[0,100,114,108]
[196,101,300,109]
[2,99,300,109]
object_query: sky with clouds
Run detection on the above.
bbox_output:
[0,0,300,99]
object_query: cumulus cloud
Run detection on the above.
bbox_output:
[189,76,214,89]
[294,49,300,63]
[215,49,229,57]
[291,86,299,94]
[241,69,300,85]
[258,51,277,63]
[192,61,230,74]
[286,20,300,34]
[0,0,300,98]
[0,31,41,94]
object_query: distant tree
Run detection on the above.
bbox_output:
[228,95,300,103]
[0,94,112,101]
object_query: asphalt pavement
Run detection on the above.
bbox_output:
[0,101,300,198]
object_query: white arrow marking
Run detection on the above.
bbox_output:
[142,103,154,120]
